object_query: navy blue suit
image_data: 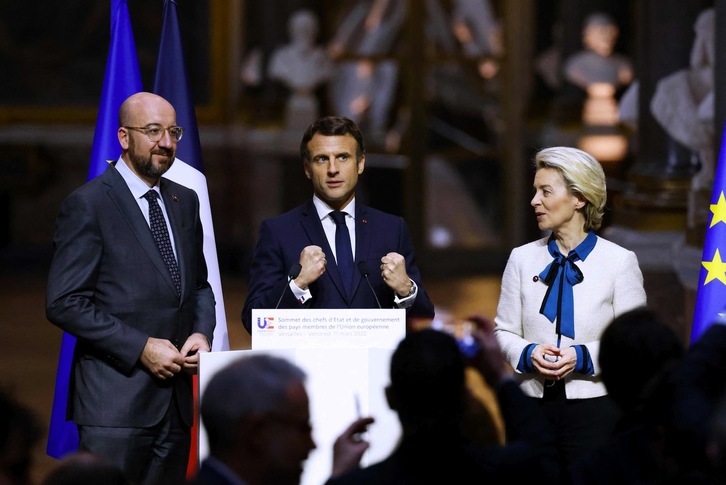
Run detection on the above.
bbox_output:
[242,199,434,333]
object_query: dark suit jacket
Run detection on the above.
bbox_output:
[242,199,434,332]
[670,322,726,475]
[186,458,241,485]
[46,164,216,428]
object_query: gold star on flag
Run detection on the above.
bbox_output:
[710,192,726,227]
[702,248,726,285]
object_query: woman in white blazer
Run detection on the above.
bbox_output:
[494,146,646,480]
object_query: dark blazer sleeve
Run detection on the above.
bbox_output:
[241,216,304,332]
[392,215,434,318]
[353,206,434,318]
[46,181,149,374]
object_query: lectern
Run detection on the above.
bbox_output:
[199,308,406,485]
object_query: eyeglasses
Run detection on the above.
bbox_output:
[124,124,184,142]
[264,413,313,434]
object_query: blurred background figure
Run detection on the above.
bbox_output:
[268,9,333,132]
[326,319,559,485]
[327,0,503,151]
[41,451,130,485]
[0,389,41,485]
[564,12,633,93]
[705,392,726,484]
[650,7,715,190]
[191,353,316,485]
[570,307,684,484]
[669,315,726,483]
[564,12,633,163]
[327,0,407,149]
[190,353,372,485]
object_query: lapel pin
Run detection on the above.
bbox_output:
[172,195,179,202]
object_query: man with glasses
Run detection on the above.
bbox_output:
[46,92,216,485]
[189,353,373,485]
[124,124,184,143]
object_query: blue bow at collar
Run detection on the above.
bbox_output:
[538,232,597,339]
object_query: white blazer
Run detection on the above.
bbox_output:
[494,235,646,399]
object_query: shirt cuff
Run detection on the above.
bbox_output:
[393,279,417,308]
[290,280,312,304]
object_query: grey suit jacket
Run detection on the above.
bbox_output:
[46,164,215,427]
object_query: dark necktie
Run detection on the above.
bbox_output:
[330,211,354,297]
[143,190,181,295]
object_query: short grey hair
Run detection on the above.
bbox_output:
[534,146,607,231]
[200,354,307,455]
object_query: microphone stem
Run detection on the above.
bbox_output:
[365,275,382,309]
[274,275,292,309]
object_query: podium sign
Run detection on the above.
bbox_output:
[199,309,406,485]
[251,308,406,350]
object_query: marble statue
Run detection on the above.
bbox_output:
[563,12,633,162]
[268,9,333,131]
[650,7,715,189]
[564,12,633,91]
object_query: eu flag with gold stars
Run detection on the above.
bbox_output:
[692,130,726,343]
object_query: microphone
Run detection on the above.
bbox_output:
[275,263,303,309]
[357,261,382,309]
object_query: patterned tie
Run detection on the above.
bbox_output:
[143,190,181,295]
[330,211,354,297]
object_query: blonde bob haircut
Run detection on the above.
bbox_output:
[534,146,607,232]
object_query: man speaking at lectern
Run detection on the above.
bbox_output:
[242,116,434,333]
